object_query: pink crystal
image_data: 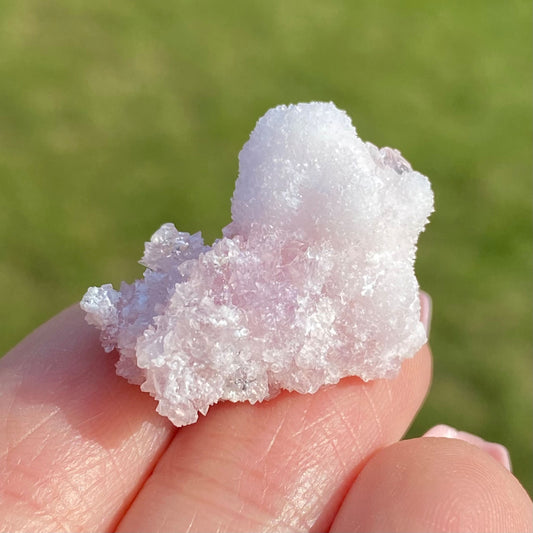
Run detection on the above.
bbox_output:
[81,102,434,427]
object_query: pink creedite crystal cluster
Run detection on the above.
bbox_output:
[81,102,434,427]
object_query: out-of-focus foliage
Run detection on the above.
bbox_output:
[0,0,530,494]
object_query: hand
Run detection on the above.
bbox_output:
[1,297,531,532]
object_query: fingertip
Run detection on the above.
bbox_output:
[330,437,532,533]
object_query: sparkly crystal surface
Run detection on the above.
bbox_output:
[81,102,434,427]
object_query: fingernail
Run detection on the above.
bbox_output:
[423,424,512,472]
[419,290,432,337]
[423,424,458,438]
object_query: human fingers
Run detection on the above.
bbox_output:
[330,437,533,533]
[0,306,176,533]
[115,343,432,531]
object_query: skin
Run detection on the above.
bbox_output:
[0,304,531,532]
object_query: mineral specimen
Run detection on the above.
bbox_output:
[81,102,434,427]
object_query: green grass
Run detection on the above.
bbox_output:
[1,0,531,494]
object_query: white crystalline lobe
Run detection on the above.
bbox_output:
[225,103,432,248]
[81,101,434,428]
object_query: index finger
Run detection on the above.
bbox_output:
[0,306,176,532]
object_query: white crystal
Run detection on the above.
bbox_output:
[81,102,434,427]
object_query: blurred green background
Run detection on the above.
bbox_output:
[1,0,531,494]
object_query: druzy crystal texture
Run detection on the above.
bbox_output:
[81,102,434,427]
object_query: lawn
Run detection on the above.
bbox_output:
[1,0,531,494]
